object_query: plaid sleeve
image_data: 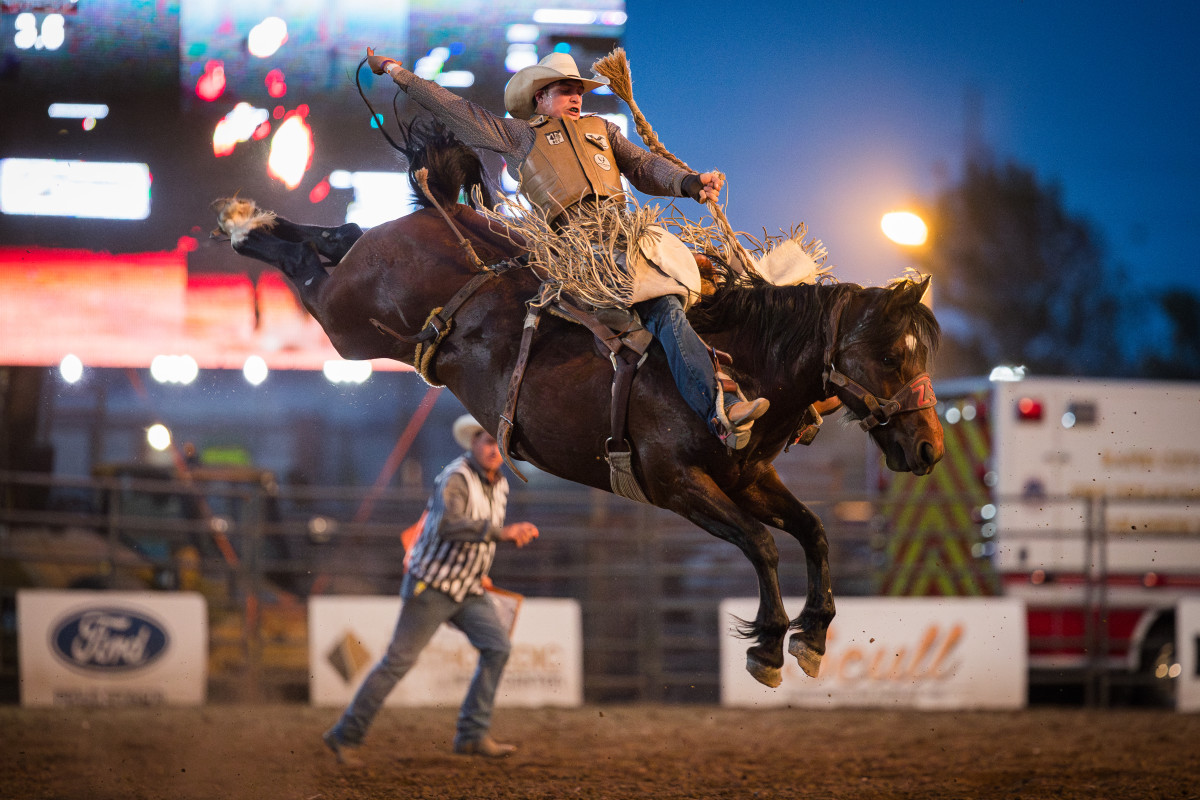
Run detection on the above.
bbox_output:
[394,69,534,165]
[605,119,694,197]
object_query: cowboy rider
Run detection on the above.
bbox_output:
[365,49,768,449]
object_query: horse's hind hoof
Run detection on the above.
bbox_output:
[788,637,823,678]
[211,197,275,246]
[746,655,782,688]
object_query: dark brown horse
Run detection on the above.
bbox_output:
[213,129,944,688]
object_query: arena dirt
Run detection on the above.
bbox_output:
[2,704,1198,800]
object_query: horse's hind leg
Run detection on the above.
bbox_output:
[212,197,361,265]
[735,469,835,679]
[664,471,789,688]
[267,219,363,265]
[214,198,330,305]
[232,229,330,313]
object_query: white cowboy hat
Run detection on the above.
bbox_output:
[452,414,486,450]
[503,52,609,119]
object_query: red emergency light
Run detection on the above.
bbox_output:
[1016,396,1043,421]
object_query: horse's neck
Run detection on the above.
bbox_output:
[438,205,526,265]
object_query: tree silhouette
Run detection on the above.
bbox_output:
[915,160,1130,378]
[1140,289,1200,380]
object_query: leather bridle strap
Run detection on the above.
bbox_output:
[827,368,936,431]
[821,292,853,373]
[821,291,936,431]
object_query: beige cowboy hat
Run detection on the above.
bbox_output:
[503,52,609,119]
[452,414,487,450]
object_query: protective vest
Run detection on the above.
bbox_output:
[406,455,507,601]
[519,115,626,222]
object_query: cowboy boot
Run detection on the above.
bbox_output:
[709,348,769,450]
[718,397,770,450]
[727,397,769,427]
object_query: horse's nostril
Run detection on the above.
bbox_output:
[918,440,937,467]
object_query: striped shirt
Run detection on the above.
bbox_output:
[406,455,509,602]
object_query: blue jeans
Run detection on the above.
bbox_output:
[328,573,511,747]
[635,294,722,434]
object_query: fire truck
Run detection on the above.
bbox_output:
[877,374,1200,703]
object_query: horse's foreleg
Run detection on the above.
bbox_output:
[735,469,835,679]
[667,472,789,688]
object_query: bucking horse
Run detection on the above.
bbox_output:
[212,124,944,688]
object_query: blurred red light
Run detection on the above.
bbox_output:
[195,60,226,102]
[265,69,287,98]
[309,179,330,204]
[1016,397,1043,421]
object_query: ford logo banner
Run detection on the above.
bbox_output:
[51,608,169,672]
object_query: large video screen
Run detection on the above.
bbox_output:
[0,0,624,368]
[0,0,625,253]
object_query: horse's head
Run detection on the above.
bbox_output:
[825,276,944,475]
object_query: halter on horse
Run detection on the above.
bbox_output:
[212,127,944,688]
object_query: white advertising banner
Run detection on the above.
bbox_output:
[720,597,1027,709]
[18,590,208,707]
[1179,598,1200,713]
[309,596,583,708]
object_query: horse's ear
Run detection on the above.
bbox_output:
[900,274,932,306]
[915,274,931,302]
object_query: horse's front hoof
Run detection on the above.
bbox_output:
[746,654,782,688]
[788,636,823,678]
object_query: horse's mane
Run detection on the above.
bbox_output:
[690,261,940,374]
[690,267,832,370]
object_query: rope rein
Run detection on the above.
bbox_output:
[591,48,758,274]
[414,168,484,268]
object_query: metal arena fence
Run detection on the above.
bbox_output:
[1,469,1192,706]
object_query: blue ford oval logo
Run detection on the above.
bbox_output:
[51,608,169,672]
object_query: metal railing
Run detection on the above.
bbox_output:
[3,469,1194,705]
[1,468,874,703]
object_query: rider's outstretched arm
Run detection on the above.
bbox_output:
[366,48,532,162]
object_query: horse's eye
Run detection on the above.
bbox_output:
[881,355,898,368]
